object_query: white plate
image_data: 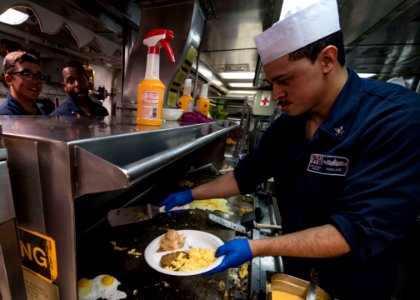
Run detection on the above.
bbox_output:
[144,230,224,276]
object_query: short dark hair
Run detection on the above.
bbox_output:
[288,30,345,66]
[3,51,41,74]
[62,60,88,77]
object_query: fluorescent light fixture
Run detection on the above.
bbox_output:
[220,72,255,79]
[358,73,376,78]
[0,8,29,25]
[211,79,223,87]
[227,90,257,95]
[229,82,253,88]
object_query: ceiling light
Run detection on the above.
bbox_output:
[357,73,377,78]
[220,72,255,79]
[227,90,257,95]
[211,79,223,87]
[0,8,29,25]
[229,82,253,88]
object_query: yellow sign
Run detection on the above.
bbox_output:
[18,227,58,283]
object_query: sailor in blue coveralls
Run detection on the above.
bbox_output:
[159,1,420,299]
[50,60,108,117]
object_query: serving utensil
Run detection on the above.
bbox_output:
[306,268,319,300]
[108,204,190,227]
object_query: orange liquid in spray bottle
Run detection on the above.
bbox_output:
[137,29,175,125]
[179,78,194,112]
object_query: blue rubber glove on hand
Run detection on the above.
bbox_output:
[204,238,253,275]
[159,189,194,212]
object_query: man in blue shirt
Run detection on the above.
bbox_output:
[50,60,108,117]
[159,0,420,299]
[0,51,45,115]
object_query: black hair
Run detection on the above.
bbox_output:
[288,30,345,66]
[63,60,88,77]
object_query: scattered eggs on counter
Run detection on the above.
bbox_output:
[78,274,127,300]
[110,240,127,251]
[127,248,142,258]
[78,278,94,299]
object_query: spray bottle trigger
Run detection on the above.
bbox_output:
[159,39,175,62]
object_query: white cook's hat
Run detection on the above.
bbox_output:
[254,0,341,65]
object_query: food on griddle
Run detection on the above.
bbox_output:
[160,251,189,268]
[238,262,249,280]
[239,207,253,216]
[190,198,233,215]
[163,248,216,272]
[78,274,127,300]
[110,240,127,251]
[158,229,185,252]
[218,280,226,292]
[178,180,194,187]
[127,248,142,258]
[78,278,94,300]
[226,137,236,145]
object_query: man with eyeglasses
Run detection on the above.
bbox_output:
[50,60,109,117]
[0,51,46,115]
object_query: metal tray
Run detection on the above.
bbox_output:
[270,273,331,300]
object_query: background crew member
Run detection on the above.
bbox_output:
[50,60,108,117]
[0,50,45,115]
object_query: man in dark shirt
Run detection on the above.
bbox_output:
[50,60,108,117]
[0,51,45,115]
[159,1,420,299]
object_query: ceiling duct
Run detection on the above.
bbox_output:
[0,0,121,56]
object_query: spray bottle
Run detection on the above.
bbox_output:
[137,29,175,125]
[196,83,210,117]
[178,78,194,112]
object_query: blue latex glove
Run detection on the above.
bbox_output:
[159,189,193,212]
[204,238,253,275]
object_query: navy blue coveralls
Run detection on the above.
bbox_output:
[234,68,420,300]
[0,94,45,115]
[49,96,109,116]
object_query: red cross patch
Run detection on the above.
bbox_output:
[260,96,270,106]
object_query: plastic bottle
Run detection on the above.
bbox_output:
[196,83,210,117]
[178,79,194,112]
[137,29,175,125]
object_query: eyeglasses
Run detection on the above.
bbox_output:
[9,70,46,81]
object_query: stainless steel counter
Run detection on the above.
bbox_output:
[0,115,238,300]
[0,133,27,300]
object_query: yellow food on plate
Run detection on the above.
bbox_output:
[190,198,233,215]
[164,248,216,272]
[158,229,185,252]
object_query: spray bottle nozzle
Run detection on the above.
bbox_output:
[143,29,175,62]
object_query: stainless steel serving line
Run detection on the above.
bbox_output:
[0,115,238,300]
[0,125,27,300]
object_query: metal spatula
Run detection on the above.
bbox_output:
[107,204,190,227]
[306,268,319,300]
